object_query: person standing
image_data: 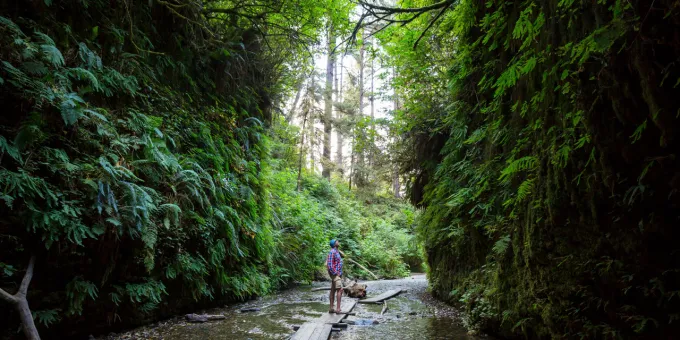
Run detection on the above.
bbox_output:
[327,239,344,313]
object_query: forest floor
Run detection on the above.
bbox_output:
[97,274,489,340]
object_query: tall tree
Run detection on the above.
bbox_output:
[297,77,313,191]
[352,33,366,188]
[369,36,375,169]
[322,23,335,179]
[286,72,307,123]
[335,55,344,175]
[391,67,401,198]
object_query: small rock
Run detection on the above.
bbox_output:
[409,312,417,315]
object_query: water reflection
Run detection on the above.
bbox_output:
[335,317,477,340]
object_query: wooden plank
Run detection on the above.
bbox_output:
[309,324,332,340]
[290,323,317,340]
[290,299,358,340]
[358,289,403,304]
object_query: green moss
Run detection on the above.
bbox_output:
[393,0,680,338]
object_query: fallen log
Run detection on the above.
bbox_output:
[381,301,388,315]
[311,287,331,292]
[310,280,367,298]
[239,307,261,312]
[185,313,226,323]
[345,258,379,280]
[358,289,403,304]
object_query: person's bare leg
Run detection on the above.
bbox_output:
[336,287,342,312]
[329,278,336,312]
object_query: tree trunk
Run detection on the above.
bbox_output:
[297,81,311,192]
[0,256,40,340]
[355,33,366,187]
[393,166,401,198]
[369,36,375,169]
[286,73,306,123]
[310,123,316,173]
[349,149,354,190]
[335,55,344,176]
[392,66,400,198]
[17,298,39,340]
[322,25,335,179]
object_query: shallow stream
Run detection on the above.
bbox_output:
[102,274,483,340]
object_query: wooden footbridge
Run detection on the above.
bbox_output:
[290,289,403,340]
[290,299,357,340]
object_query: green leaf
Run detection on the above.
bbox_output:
[59,93,85,125]
[493,235,511,255]
[33,309,60,327]
[560,69,569,80]
[105,218,122,227]
[40,44,64,67]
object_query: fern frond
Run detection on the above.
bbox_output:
[40,44,64,67]
[59,92,85,125]
[499,156,538,182]
[0,16,25,37]
[21,61,48,76]
[67,67,101,91]
[492,235,511,256]
[516,178,535,202]
[0,136,22,162]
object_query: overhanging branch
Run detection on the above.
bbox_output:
[341,0,456,51]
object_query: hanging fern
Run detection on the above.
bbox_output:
[515,178,535,203]
[499,156,538,183]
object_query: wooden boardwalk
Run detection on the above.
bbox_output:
[357,289,403,304]
[290,299,357,340]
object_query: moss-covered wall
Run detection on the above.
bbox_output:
[412,0,680,338]
[0,1,275,338]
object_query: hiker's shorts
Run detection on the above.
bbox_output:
[330,274,342,291]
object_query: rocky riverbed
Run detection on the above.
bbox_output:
[98,274,489,340]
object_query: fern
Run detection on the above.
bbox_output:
[499,156,538,182]
[630,119,647,144]
[32,309,61,327]
[66,67,101,92]
[0,135,22,162]
[516,178,535,202]
[21,61,48,76]
[59,92,86,125]
[492,235,511,256]
[39,43,64,67]
[65,277,99,316]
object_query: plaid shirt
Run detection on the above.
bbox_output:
[326,248,343,276]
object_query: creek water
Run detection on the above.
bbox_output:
[103,275,482,340]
